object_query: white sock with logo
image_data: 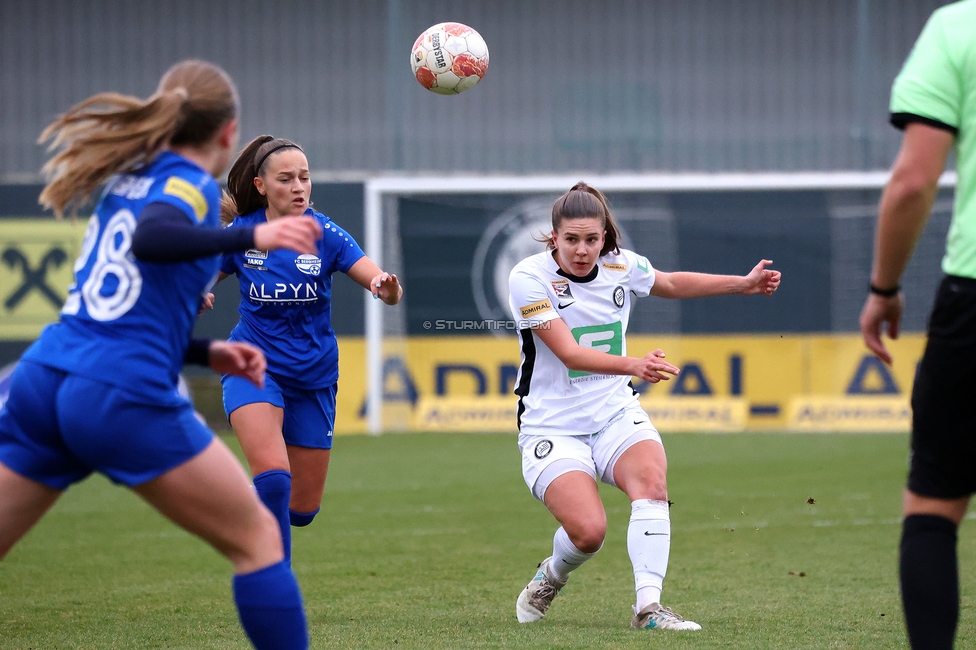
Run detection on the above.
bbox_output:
[548,526,599,583]
[629,499,671,611]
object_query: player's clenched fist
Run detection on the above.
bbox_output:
[742,260,782,296]
[208,340,267,389]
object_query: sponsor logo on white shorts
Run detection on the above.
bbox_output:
[534,439,553,459]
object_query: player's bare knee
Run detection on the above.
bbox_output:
[569,521,606,553]
[250,455,290,477]
[225,504,284,568]
[289,489,323,515]
[624,471,667,502]
[647,476,668,502]
[253,505,282,545]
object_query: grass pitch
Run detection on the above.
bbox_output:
[1,432,973,649]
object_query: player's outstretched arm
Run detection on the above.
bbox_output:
[132,208,322,262]
[346,257,403,305]
[533,318,679,384]
[650,260,781,299]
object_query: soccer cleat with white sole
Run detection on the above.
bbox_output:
[631,603,702,631]
[515,557,567,623]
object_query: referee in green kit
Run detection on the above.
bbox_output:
[860,1,976,648]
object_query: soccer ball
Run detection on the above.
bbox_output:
[410,22,489,95]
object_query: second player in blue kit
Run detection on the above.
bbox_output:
[216,136,402,561]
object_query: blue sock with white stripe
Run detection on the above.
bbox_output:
[253,470,292,563]
[233,560,308,649]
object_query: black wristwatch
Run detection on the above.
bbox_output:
[869,283,900,298]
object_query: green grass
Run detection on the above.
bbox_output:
[1,432,974,648]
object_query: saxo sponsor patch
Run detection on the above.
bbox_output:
[163,176,208,222]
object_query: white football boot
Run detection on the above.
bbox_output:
[515,557,567,623]
[631,603,702,631]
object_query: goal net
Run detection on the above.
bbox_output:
[362,172,956,434]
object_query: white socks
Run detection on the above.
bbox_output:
[628,499,671,611]
[544,499,670,610]
[548,526,599,582]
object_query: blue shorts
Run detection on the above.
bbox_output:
[222,373,336,450]
[0,361,213,490]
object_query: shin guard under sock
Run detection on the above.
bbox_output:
[233,560,307,650]
[253,470,292,563]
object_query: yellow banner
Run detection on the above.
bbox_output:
[0,219,85,338]
[408,396,749,433]
[638,397,748,432]
[412,396,516,432]
[787,396,911,432]
[334,334,927,434]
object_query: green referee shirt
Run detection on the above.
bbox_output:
[890,0,976,278]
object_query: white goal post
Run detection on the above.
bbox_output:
[362,171,957,434]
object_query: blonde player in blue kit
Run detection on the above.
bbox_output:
[0,61,324,650]
[214,135,402,562]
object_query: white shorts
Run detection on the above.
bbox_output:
[518,405,663,502]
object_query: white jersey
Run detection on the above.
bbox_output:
[508,248,656,436]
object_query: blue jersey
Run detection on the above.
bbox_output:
[23,151,222,405]
[221,209,365,389]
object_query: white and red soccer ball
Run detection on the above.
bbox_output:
[410,22,489,95]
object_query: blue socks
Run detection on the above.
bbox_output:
[237,472,314,647]
[233,560,308,650]
[253,470,292,563]
[289,507,320,527]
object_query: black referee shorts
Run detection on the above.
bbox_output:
[909,275,976,499]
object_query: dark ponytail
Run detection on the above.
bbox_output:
[221,135,272,224]
[544,181,620,256]
[221,135,304,225]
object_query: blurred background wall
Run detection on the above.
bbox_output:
[0,0,954,431]
[0,0,946,179]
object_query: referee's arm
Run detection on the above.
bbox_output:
[873,123,954,290]
[860,122,954,364]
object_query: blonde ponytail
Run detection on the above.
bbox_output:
[38,59,238,218]
[39,89,188,217]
